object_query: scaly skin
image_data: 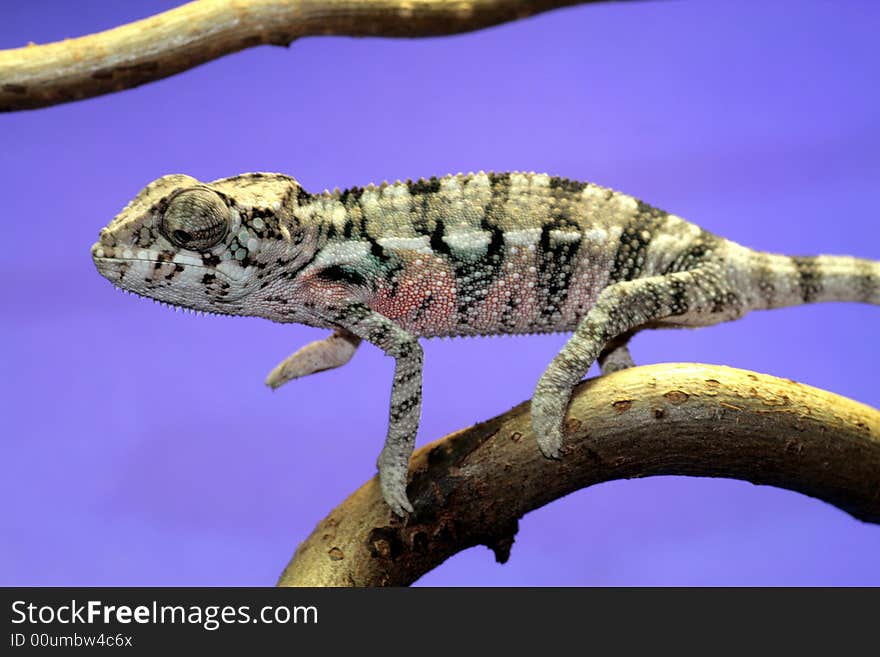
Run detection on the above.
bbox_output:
[91,171,880,515]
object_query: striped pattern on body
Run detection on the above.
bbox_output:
[91,170,880,514]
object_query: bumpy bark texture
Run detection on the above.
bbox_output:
[278,363,880,586]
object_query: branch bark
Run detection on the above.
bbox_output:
[0,0,628,112]
[277,363,880,586]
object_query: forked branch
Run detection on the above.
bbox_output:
[277,363,880,586]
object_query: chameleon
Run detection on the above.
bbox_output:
[91,171,879,515]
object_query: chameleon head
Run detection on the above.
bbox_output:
[91,174,270,314]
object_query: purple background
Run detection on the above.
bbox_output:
[2,0,878,586]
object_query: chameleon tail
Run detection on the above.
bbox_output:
[747,251,879,310]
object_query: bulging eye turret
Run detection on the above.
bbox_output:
[161,188,230,251]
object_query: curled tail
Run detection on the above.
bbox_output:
[747,250,880,310]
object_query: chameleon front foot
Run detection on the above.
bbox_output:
[377,447,414,516]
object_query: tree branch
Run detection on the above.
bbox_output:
[0,0,628,112]
[277,363,880,586]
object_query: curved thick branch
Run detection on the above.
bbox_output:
[0,0,625,111]
[278,363,880,586]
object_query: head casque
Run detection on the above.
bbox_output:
[91,173,308,317]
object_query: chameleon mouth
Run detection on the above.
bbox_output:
[90,241,235,283]
[90,241,239,315]
[90,241,110,260]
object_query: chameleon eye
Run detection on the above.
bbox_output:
[161,188,229,251]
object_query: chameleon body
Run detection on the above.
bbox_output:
[91,171,880,514]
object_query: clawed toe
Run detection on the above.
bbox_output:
[378,454,414,516]
[389,494,414,517]
[382,483,414,517]
[536,429,563,460]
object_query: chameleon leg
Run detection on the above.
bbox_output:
[265,329,361,389]
[532,267,726,458]
[325,303,423,516]
[598,332,636,375]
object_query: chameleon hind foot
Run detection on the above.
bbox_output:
[598,341,636,375]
